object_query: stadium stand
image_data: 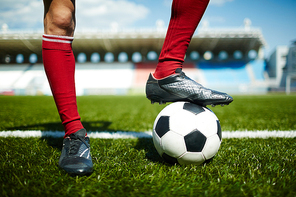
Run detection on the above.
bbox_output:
[198,61,250,84]
[0,60,268,95]
[196,60,267,93]
[1,20,273,95]
[249,59,266,81]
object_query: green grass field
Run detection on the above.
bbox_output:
[1,95,296,196]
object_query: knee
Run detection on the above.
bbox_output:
[45,7,75,36]
[51,8,74,30]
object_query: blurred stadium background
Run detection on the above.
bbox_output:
[0,18,295,96]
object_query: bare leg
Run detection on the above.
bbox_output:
[43,0,75,36]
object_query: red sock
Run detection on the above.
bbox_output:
[153,0,209,79]
[42,34,84,137]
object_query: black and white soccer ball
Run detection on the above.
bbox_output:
[152,102,222,165]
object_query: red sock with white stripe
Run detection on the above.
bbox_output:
[42,34,84,137]
[153,0,209,79]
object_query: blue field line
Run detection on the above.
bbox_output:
[1,130,296,139]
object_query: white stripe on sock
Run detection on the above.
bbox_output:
[43,34,74,40]
[42,37,73,44]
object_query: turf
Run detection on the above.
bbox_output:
[1,94,296,196]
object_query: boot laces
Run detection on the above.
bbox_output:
[68,133,90,155]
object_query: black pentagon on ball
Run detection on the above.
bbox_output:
[184,129,207,152]
[162,153,178,164]
[155,116,170,138]
[183,102,205,115]
[217,120,222,141]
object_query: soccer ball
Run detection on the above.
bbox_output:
[152,102,222,165]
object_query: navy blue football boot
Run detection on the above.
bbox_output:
[146,68,233,107]
[59,129,93,176]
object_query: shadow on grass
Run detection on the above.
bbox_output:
[6,120,112,132]
[42,137,64,150]
[134,138,216,166]
[134,138,169,165]
[6,121,171,165]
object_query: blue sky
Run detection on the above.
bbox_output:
[0,0,295,57]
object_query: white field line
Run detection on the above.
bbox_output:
[0,130,296,139]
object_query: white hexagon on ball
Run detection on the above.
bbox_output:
[170,110,197,136]
[194,110,219,137]
[161,131,186,158]
[202,135,221,160]
[178,152,205,165]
